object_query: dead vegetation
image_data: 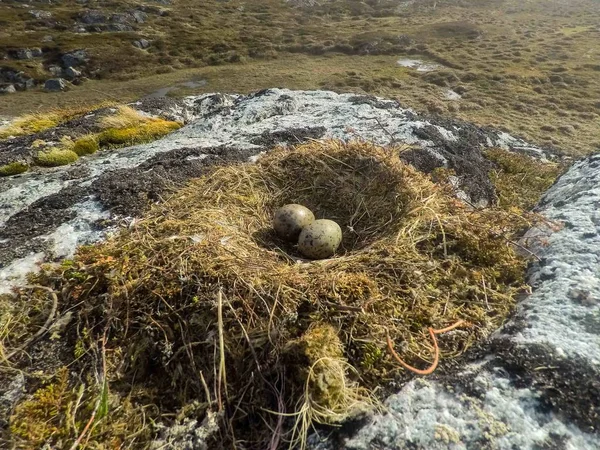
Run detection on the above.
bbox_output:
[1,140,546,448]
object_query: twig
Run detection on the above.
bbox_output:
[6,285,58,360]
[217,289,228,412]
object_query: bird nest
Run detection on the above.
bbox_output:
[18,140,534,448]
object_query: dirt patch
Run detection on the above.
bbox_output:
[91,145,259,217]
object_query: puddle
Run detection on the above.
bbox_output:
[397,59,441,72]
[144,79,207,99]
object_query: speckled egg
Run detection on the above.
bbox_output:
[273,204,315,241]
[298,219,342,259]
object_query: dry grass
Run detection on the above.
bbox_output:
[3,140,540,448]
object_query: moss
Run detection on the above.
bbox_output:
[72,135,100,156]
[10,368,73,446]
[0,161,29,176]
[486,148,563,211]
[34,148,79,167]
[98,119,181,147]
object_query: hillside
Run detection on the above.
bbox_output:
[1,0,599,154]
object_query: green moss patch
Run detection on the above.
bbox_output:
[97,119,181,147]
[72,135,100,156]
[0,161,29,176]
[486,148,563,211]
[34,148,79,167]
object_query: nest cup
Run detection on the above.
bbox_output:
[50,140,530,448]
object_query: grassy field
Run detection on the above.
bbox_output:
[1,0,599,155]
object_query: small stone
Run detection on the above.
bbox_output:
[29,10,53,20]
[14,49,33,60]
[44,78,69,92]
[133,39,150,49]
[48,65,63,76]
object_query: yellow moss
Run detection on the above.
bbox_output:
[98,119,181,146]
[72,135,100,156]
[0,161,29,176]
[34,148,79,167]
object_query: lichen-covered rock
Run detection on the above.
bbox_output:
[44,78,69,92]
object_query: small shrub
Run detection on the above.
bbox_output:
[34,148,79,167]
[0,161,29,176]
[72,135,100,156]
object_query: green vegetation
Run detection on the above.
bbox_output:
[0,161,29,176]
[486,148,563,211]
[34,148,79,167]
[98,120,181,146]
[3,141,541,448]
[72,135,99,156]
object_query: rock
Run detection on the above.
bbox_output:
[61,50,88,68]
[132,10,148,23]
[133,39,150,49]
[30,48,43,58]
[13,49,33,60]
[64,66,82,80]
[108,23,134,32]
[0,84,16,94]
[79,10,107,24]
[42,35,54,42]
[48,65,63,76]
[44,78,69,92]
[29,10,52,19]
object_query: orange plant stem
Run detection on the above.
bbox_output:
[386,328,439,375]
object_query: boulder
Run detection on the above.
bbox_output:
[44,78,69,92]
[64,66,82,80]
[79,10,107,24]
[0,84,16,94]
[61,50,88,68]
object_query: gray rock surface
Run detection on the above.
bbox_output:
[64,66,81,80]
[44,78,68,91]
[310,154,600,450]
[61,49,88,68]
